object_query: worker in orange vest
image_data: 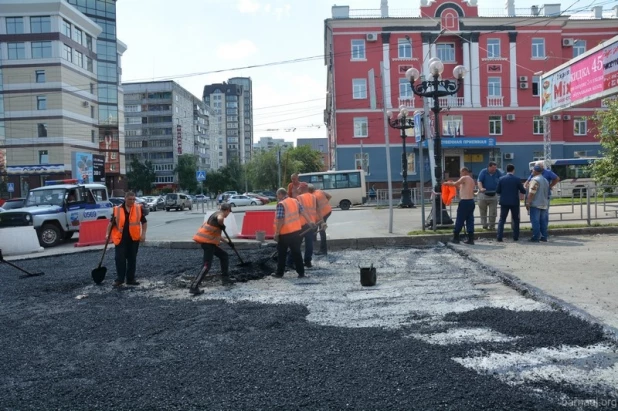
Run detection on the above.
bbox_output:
[308,184,332,255]
[287,173,301,199]
[107,191,147,287]
[189,203,233,295]
[286,182,324,268]
[272,187,315,278]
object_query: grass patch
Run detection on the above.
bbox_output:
[406,222,618,236]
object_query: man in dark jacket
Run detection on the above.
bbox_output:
[496,164,526,242]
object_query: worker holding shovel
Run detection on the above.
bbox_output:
[189,203,233,295]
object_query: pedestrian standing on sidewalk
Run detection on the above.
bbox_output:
[272,188,315,278]
[444,167,476,245]
[477,161,503,230]
[308,184,332,255]
[525,165,550,242]
[189,203,233,295]
[496,164,526,242]
[108,191,147,287]
[524,160,560,240]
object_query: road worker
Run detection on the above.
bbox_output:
[286,182,323,268]
[189,203,233,295]
[272,188,315,278]
[308,184,332,255]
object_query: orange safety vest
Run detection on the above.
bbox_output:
[275,197,302,235]
[314,190,332,217]
[110,204,142,245]
[296,193,318,225]
[441,185,457,206]
[193,211,223,245]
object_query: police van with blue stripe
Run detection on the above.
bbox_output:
[0,179,113,247]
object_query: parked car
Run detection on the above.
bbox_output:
[258,191,277,202]
[155,196,166,211]
[109,196,150,216]
[0,207,5,213]
[194,194,209,202]
[1,197,26,211]
[143,196,159,212]
[165,193,192,211]
[244,192,270,205]
[225,194,259,207]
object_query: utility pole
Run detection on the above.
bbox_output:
[380,62,394,233]
[277,145,282,188]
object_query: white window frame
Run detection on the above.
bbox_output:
[36,96,47,110]
[436,43,455,62]
[62,20,71,38]
[532,75,540,97]
[574,117,587,135]
[442,115,463,136]
[39,150,49,164]
[31,41,52,59]
[35,70,46,83]
[398,39,412,59]
[532,38,545,58]
[573,40,586,58]
[351,40,366,60]
[487,39,500,58]
[399,78,412,99]
[352,79,367,99]
[62,44,72,62]
[488,77,501,96]
[353,117,368,137]
[533,116,544,135]
[489,115,502,135]
[6,17,24,34]
[354,152,370,174]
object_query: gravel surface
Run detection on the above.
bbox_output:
[1,246,617,410]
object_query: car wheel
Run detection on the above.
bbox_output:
[250,201,257,205]
[166,208,170,212]
[38,223,62,247]
[340,200,351,210]
[63,232,74,240]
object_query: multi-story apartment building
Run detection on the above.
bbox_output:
[203,78,254,169]
[228,77,253,163]
[253,136,293,151]
[122,81,212,192]
[0,0,107,197]
[324,0,618,186]
[66,0,125,192]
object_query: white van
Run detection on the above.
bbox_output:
[165,193,192,211]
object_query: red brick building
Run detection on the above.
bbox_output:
[324,0,618,186]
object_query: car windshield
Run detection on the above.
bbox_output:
[26,188,67,206]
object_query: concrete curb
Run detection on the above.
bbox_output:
[447,243,618,343]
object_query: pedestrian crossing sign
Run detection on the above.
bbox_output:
[196,171,206,181]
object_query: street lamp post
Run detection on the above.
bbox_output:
[386,106,415,208]
[405,59,467,225]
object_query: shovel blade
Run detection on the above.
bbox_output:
[91,266,107,285]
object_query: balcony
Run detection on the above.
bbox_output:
[486,96,504,107]
[398,97,415,109]
[439,96,465,108]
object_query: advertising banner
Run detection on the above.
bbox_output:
[71,152,93,183]
[541,35,618,115]
[92,154,105,183]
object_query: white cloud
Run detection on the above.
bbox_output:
[237,0,261,13]
[274,4,292,20]
[215,40,259,61]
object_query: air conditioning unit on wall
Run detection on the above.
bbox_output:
[366,33,378,42]
[519,82,529,89]
[504,153,515,160]
[519,76,528,82]
[552,114,561,120]
[563,115,571,120]
[82,101,90,108]
[506,114,516,121]
[563,38,574,47]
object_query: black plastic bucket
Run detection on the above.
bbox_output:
[360,264,376,287]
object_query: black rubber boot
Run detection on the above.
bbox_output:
[464,237,475,245]
[451,233,460,244]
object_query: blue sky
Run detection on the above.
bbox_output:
[116,0,580,145]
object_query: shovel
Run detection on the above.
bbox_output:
[267,224,319,262]
[91,233,111,285]
[0,249,44,278]
[223,229,252,267]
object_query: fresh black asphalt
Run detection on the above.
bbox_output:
[1,246,616,410]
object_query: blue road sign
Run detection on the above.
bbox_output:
[7,183,14,193]
[414,112,422,144]
[196,171,206,182]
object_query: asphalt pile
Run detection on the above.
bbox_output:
[0,246,616,410]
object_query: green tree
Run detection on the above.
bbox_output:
[220,160,244,192]
[126,157,156,194]
[590,98,618,185]
[246,149,279,190]
[175,154,198,193]
[204,170,228,194]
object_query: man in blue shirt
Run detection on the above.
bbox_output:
[496,164,526,242]
[525,161,560,238]
[477,161,504,230]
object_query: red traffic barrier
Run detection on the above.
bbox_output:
[238,210,276,239]
[74,219,109,247]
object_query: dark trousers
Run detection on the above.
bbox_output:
[191,243,229,289]
[454,199,475,236]
[317,212,331,252]
[114,240,140,283]
[497,204,521,240]
[277,231,304,277]
[287,225,314,266]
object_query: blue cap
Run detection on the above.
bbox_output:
[533,165,543,172]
